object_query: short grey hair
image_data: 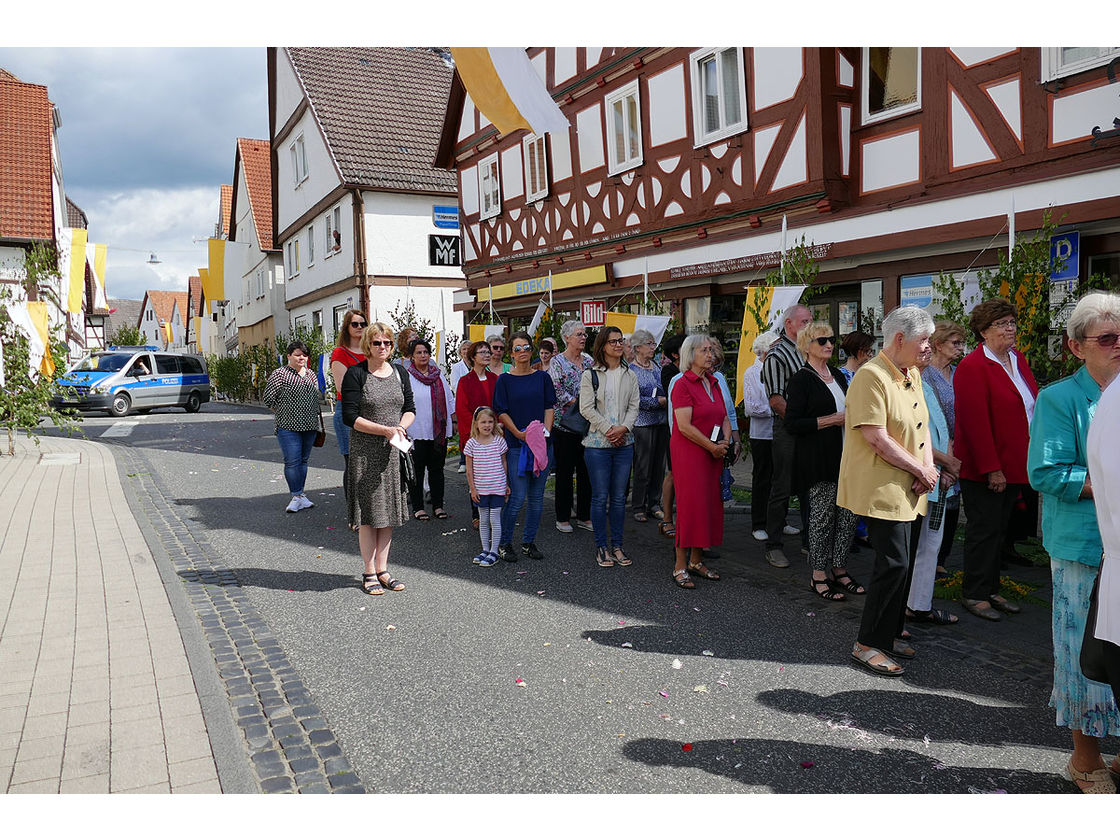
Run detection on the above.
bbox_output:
[560,319,585,340]
[752,332,778,357]
[679,333,713,370]
[882,305,935,343]
[630,328,656,347]
[1066,292,1120,341]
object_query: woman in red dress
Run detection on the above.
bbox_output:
[669,334,731,589]
[456,341,499,528]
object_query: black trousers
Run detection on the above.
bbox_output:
[631,424,668,512]
[765,418,808,547]
[408,439,447,512]
[553,427,591,522]
[749,437,773,532]
[936,497,960,568]
[960,479,1022,601]
[858,517,916,651]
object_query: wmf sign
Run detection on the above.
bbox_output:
[429,235,461,267]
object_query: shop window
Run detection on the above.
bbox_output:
[861,47,921,125]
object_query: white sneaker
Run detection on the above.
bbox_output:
[752,529,768,541]
[285,496,302,513]
[783,524,801,535]
[298,493,315,510]
[457,464,466,473]
[556,520,574,533]
[576,520,594,532]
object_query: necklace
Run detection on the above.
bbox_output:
[811,364,833,382]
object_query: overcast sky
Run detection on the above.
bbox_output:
[0,47,269,302]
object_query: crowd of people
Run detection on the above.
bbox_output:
[262,294,1120,793]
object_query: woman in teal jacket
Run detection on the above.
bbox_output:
[1027,292,1120,794]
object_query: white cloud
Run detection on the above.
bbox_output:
[82,186,221,301]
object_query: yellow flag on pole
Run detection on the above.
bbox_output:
[67,228,88,314]
[207,240,226,302]
[450,48,569,138]
[734,285,807,405]
[86,242,108,309]
[26,301,54,379]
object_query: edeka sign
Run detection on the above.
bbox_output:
[433,205,460,230]
[476,265,608,302]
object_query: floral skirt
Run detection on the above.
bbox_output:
[1049,557,1120,737]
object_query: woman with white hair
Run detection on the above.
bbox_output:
[742,331,778,541]
[1028,292,1120,792]
[550,319,594,533]
[668,334,730,588]
[629,328,669,522]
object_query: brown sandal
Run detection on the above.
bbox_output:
[688,562,720,580]
[672,569,695,589]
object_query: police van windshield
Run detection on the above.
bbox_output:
[72,353,135,373]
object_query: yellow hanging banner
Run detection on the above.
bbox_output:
[67,228,88,314]
[26,301,54,379]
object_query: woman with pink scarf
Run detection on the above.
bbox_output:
[406,338,454,520]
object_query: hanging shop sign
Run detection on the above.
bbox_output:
[433,205,460,230]
[580,300,606,327]
[429,235,461,267]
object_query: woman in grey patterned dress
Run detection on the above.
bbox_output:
[342,322,416,596]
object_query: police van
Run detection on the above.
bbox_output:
[52,346,211,417]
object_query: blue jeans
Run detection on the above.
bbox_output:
[333,402,351,456]
[584,444,633,549]
[276,428,317,495]
[501,441,552,545]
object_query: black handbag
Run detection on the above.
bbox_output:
[556,369,598,437]
[313,411,326,447]
[1081,571,1111,683]
[392,365,417,486]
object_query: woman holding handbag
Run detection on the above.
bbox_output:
[264,341,325,513]
[549,319,593,533]
[342,322,417,596]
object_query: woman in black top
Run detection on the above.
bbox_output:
[785,323,864,601]
[342,322,417,595]
[263,341,324,513]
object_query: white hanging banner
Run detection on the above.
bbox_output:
[528,301,548,336]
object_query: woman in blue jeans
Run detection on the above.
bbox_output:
[580,326,640,567]
[263,341,324,512]
[493,332,556,562]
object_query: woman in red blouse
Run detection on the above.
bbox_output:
[953,298,1038,621]
[330,310,367,503]
[669,334,730,589]
[456,340,499,527]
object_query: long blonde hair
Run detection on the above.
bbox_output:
[470,406,498,440]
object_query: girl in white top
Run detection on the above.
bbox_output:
[464,407,510,567]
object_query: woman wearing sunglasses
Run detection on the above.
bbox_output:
[785,322,862,600]
[341,322,416,596]
[954,298,1039,621]
[330,310,367,503]
[493,332,556,562]
[1028,293,1120,793]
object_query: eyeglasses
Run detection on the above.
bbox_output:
[991,317,1017,330]
[572,332,587,338]
[368,339,393,348]
[351,321,367,328]
[512,344,532,353]
[606,338,625,346]
[1084,333,1120,348]
[490,345,505,351]
[476,347,492,354]
[813,336,835,346]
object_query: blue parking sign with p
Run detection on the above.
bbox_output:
[1050,232,1079,282]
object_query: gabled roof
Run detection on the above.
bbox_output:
[139,289,189,329]
[66,196,88,229]
[106,297,142,338]
[0,75,55,241]
[284,47,457,194]
[187,276,203,316]
[219,184,233,237]
[235,138,276,251]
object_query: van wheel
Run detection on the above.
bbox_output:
[109,392,132,417]
[184,392,201,413]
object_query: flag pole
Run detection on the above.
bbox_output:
[1008,193,1015,267]
[548,270,553,311]
[780,214,788,283]
[643,258,649,314]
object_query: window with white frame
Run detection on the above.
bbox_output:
[1042,47,1120,82]
[290,135,308,185]
[523,134,549,203]
[605,80,643,175]
[690,48,748,146]
[306,225,315,265]
[325,206,342,254]
[286,239,300,277]
[861,47,921,125]
[256,268,266,298]
[478,152,501,221]
[312,310,322,331]
[294,314,308,331]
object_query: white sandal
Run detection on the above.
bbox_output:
[1066,758,1117,794]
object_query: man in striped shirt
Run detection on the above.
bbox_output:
[761,304,812,568]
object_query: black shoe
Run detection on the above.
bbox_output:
[521,542,544,560]
[701,548,720,559]
[498,544,517,563]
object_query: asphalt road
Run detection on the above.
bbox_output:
[48,402,1112,793]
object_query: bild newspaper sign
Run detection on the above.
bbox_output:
[581,299,606,327]
[429,235,461,267]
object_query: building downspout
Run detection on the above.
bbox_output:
[351,188,369,317]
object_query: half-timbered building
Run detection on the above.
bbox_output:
[437,47,1120,345]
